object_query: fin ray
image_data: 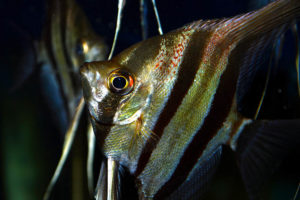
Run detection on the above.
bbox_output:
[43,98,85,200]
[95,161,107,200]
[236,119,300,199]
[87,122,96,198]
[167,146,222,200]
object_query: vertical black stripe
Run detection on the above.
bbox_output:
[155,40,244,199]
[134,31,210,176]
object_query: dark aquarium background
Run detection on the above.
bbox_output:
[0,0,299,199]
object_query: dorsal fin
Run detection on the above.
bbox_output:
[236,27,286,117]
[226,0,300,42]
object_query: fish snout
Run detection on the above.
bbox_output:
[80,62,94,82]
[80,63,94,99]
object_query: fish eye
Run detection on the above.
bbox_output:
[75,41,84,56]
[108,69,134,95]
[75,39,89,56]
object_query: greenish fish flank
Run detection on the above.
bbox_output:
[81,0,300,199]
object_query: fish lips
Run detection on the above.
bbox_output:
[80,65,116,124]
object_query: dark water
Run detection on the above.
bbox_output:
[0,0,299,199]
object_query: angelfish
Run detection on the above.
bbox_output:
[38,0,108,132]
[80,0,300,199]
[39,0,108,199]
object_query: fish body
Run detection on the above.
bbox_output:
[38,0,108,132]
[80,0,300,199]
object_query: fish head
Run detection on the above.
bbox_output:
[81,28,197,198]
[80,61,145,125]
[70,33,108,67]
[80,34,174,169]
[65,0,108,70]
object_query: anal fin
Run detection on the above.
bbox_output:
[236,119,300,199]
[167,146,222,200]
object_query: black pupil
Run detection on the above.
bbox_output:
[113,77,126,89]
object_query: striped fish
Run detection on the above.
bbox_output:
[80,0,300,199]
[38,0,107,133]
